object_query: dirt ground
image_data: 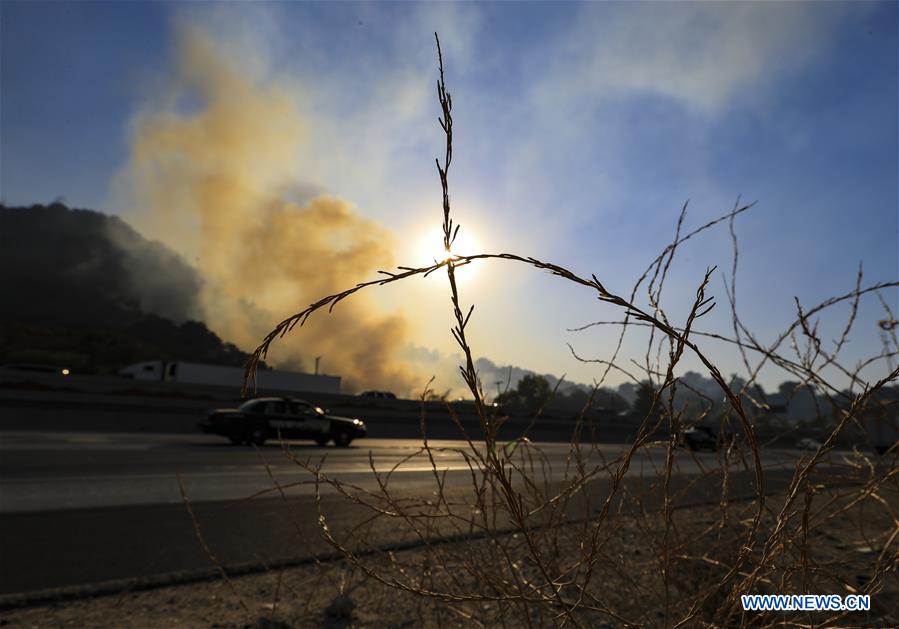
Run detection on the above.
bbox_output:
[1,484,897,628]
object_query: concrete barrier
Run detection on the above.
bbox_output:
[0,373,640,443]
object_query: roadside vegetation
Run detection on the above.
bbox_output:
[230,34,899,627]
[0,30,895,629]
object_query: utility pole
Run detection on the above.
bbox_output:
[868,318,899,454]
[879,319,897,370]
[315,356,321,376]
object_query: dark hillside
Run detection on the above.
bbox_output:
[0,203,251,372]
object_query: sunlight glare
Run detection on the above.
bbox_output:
[417,227,481,273]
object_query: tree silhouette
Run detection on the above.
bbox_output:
[632,381,659,421]
[496,373,553,412]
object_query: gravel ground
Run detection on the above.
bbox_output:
[2,484,897,628]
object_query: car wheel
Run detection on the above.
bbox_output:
[247,428,266,447]
[228,435,243,446]
[315,437,330,446]
[333,429,352,447]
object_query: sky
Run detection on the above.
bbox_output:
[1,1,897,397]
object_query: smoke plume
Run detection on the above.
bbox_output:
[115,22,415,393]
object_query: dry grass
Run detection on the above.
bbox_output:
[3,486,896,628]
[220,34,899,628]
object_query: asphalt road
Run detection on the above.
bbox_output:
[0,431,813,599]
[0,431,806,512]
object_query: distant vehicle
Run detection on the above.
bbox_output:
[360,390,396,400]
[682,426,717,451]
[0,363,70,376]
[119,361,340,394]
[198,397,367,447]
[796,437,823,450]
[861,411,898,455]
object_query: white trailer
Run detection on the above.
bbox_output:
[118,360,340,395]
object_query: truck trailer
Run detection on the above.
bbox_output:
[119,360,340,395]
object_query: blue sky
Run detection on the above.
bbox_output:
[2,1,897,395]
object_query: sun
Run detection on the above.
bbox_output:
[417,226,481,274]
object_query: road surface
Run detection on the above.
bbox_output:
[0,431,807,512]
[0,431,817,598]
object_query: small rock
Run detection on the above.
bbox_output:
[325,594,356,620]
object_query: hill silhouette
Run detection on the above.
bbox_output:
[0,203,252,372]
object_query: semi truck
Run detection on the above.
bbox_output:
[119,360,340,395]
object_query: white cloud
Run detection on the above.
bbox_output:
[533,2,865,115]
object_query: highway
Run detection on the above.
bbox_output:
[0,431,807,512]
[0,430,819,599]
